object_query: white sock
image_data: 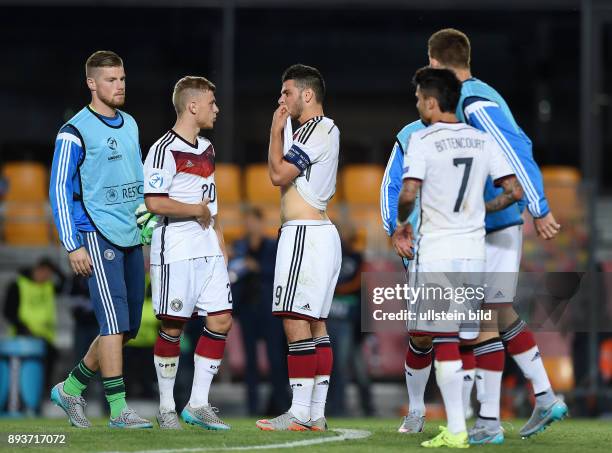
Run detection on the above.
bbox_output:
[154,355,179,413]
[475,368,502,420]
[310,375,330,420]
[462,368,475,417]
[405,363,431,416]
[189,354,221,408]
[511,346,552,395]
[289,377,314,422]
[434,359,466,435]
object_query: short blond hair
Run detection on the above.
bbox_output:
[428,28,471,69]
[85,50,123,77]
[172,76,216,115]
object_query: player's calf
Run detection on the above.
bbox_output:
[183,317,231,429]
[311,334,333,427]
[154,322,183,424]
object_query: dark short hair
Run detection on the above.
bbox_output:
[85,50,123,77]
[428,28,471,69]
[282,64,325,103]
[412,66,461,113]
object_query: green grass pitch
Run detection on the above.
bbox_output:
[0,418,610,452]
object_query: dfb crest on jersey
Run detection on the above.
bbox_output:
[170,299,183,312]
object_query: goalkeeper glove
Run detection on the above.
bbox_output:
[135,203,158,246]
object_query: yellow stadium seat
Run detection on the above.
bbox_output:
[2,162,48,203]
[245,164,279,204]
[4,203,50,245]
[341,164,385,204]
[215,163,242,203]
[542,356,574,392]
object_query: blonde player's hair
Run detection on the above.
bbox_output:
[85,50,123,77]
[428,28,471,69]
[172,76,216,115]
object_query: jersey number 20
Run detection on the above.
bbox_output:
[453,158,473,212]
[202,182,216,203]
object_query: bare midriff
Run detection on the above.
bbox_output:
[279,184,328,224]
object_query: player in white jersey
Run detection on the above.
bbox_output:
[143,77,232,430]
[256,65,341,432]
[396,67,523,449]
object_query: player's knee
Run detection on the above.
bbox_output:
[161,319,185,337]
[206,313,232,334]
[497,305,520,331]
[309,320,327,338]
[410,335,432,349]
[282,317,311,342]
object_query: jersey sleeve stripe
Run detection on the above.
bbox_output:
[302,118,323,144]
[57,132,82,147]
[380,146,397,234]
[463,100,498,117]
[472,108,541,216]
[56,138,77,250]
[474,108,541,215]
[54,139,69,248]
[297,121,315,143]
[154,132,173,168]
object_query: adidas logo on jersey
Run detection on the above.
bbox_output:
[531,351,541,361]
[476,374,483,380]
[298,303,312,311]
[317,380,330,386]
[494,290,505,298]
[463,375,473,381]
[291,383,303,389]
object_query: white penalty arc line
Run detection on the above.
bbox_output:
[100,429,372,453]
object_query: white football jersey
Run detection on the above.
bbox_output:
[284,116,339,210]
[402,122,514,262]
[144,130,222,265]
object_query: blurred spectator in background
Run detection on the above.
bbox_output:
[229,206,290,415]
[124,272,160,399]
[327,221,374,416]
[2,257,65,392]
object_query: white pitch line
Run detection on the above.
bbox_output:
[100,428,372,453]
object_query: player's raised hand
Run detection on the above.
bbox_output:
[392,224,414,259]
[534,211,561,240]
[69,247,93,277]
[271,105,290,134]
[196,198,212,229]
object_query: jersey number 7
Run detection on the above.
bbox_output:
[453,157,473,212]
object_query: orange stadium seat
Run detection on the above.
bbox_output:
[245,164,279,204]
[341,164,385,204]
[541,166,581,217]
[3,203,50,245]
[2,161,48,202]
[215,163,242,203]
